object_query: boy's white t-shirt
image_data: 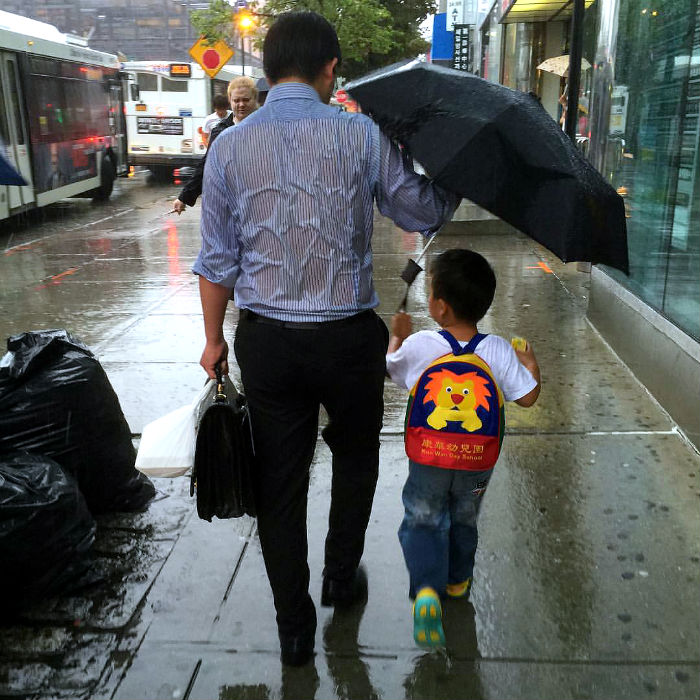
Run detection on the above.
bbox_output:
[386,330,537,402]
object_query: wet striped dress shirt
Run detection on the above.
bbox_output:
[193,82,458,322]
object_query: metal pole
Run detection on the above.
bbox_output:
[565,0,585,142]
[241,34,245,75]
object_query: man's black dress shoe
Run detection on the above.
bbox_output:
[280,632,315,667]
[321,565,368,608]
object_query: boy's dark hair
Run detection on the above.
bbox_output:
[430,249,496,323]
[212,94,230,110]
[263,12,341,84]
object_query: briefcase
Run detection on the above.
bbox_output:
[190,369,256,521]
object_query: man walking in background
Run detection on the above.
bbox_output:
[193,11,459,667]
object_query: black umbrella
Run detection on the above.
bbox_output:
[0,151,27,186]
[255,76,270,94]
[191,368,256,521]
[346,61,628,274]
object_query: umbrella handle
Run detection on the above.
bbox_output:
[397,286,409,313]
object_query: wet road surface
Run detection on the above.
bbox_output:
[0,177,699,700]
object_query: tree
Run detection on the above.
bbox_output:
[190,0,436,80]
[190,0,240,46]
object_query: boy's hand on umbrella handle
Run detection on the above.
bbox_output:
[392,312,413,340]
[200,339,228,379]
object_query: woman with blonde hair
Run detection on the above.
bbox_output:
[172,76,258,214]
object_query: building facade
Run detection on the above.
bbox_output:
[2,0,261,67]
[433,0,699,447]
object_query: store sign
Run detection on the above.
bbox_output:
[137,117,184,136]
[453,25,472,72]
[462,0,478,24]
[446,0,463,31]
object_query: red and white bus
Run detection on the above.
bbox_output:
[0,10,127,221]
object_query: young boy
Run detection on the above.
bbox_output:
[386,249,541,649]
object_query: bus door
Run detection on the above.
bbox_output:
[0,51,35,210]
[0,77,9,220]
[108,76,128,174]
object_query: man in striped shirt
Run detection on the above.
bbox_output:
[194,11,459,667]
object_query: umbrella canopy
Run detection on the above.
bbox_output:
[537,55,591,77]
[346,61,628,273]
[0,151,27,186]
[255,77,270,94]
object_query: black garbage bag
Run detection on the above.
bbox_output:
[191,372,256,521]
[0,452,96,611]
[0,330,155,514]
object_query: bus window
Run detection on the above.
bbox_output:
[161,76,188,93]
[0,79,9,146]
[137,72,157,92]
[6,59,25,145]
[29,75,65,142]
[63,79,89,141]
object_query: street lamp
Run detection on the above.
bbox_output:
[236,10,255,75]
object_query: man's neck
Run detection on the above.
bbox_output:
[274,76,312,86]
[272,76,326,102]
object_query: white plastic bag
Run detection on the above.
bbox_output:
[135,380,214,478]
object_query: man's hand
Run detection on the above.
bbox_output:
[172,198,186,215]
[200,339,229,379]
[388,311,412,354]
[391,311,412,340]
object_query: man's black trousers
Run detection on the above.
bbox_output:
[234,309,389,636]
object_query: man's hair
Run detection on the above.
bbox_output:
[263,12,341,84]
[227,76,258,102]
[212,93,230,110]
[430,249,496,324]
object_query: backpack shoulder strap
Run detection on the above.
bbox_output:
[438,330,488,356]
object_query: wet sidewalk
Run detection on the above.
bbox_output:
[1,178,699,700]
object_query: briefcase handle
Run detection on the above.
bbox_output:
[215,364,227,403]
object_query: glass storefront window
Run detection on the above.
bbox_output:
[481,2,504,83]
[592,0,700,340]
[502,22,546,94]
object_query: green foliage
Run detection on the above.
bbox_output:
[189,0,436,79]
[190,0,238,45]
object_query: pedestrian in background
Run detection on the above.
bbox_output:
[386,249,540,649]
[201,93,231,147]
[194,11,459,667]
[172,76,258,214]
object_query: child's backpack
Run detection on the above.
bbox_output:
[405,331,504,471]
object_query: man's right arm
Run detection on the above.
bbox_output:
[193,136,239,376]
[373,130,460,235]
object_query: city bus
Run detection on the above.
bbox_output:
[0,10,127,222]
[122,61,263,179]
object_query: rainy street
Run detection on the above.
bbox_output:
[0,174,699,700]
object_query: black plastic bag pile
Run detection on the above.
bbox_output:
[0,452,95,610]
[0,329,156,606]
[0,329,155,513]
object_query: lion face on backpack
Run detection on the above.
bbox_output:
[423,369,492,432]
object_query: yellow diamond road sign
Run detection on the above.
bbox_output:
[189,37,234,78]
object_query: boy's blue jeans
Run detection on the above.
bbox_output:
[398,461,493,599]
